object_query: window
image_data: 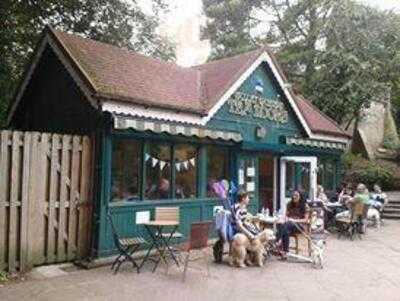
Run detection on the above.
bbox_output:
[145,143,172,199]
[207,146,230,197]
[111,139,141,202]
[285,161,295,197]
[324,161,336,191]
[175,144,197,198]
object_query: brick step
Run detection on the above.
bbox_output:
[381,213,400,220]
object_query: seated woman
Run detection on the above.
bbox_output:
[276,191,310,258]
[369,184,387,212]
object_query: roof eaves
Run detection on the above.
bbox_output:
[296,94,350,138]
[47,27,98,94]
[97,92,205,116]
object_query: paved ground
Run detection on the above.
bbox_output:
[1,221,400,301]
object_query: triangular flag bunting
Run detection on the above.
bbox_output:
[159,161,166,170]
[183,161,189,170]
[152,158,158,167]
[189,158,195,167]
[144,153,150,162]
[176,162,181,172]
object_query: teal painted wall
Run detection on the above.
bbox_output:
[207,63,305,145]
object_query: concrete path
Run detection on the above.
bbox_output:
[1,221,400,301]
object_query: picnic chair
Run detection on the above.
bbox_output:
[336,200,365,240]
[290,202,325,256]
[107,212,146,274]
[290,226,312,256]
[181,221,212,282]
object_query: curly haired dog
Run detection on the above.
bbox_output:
[230,229,275,268]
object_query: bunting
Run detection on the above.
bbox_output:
[145,153,196,171]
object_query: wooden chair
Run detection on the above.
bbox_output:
[336,200,365,240]
[107,212,146,274]
[181,221,212,282]
[154,207,184,239]
[290,224,311,256]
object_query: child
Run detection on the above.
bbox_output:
[234,190,260,240]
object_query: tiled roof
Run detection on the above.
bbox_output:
[294,95,351,138]
[49,28,349,139]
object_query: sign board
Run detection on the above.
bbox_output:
[135,211,150,224]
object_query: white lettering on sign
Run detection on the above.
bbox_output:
[227,92,289,124]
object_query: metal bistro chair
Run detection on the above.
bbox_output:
[336,200,365,240]
[107,212,146,274]
[181,221,212,282]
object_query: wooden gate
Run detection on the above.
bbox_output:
[0,130,93,272]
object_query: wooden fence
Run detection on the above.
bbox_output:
[0,130,93,272]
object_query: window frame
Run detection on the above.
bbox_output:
[108,132,233,204]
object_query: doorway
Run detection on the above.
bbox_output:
[279,156,317,213]
[258,154,276,213]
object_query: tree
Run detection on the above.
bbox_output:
[0,0,174,127]
[202,0,400,128]
[201,0,260,59]
[310,1,400,126]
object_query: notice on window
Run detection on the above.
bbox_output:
[246,182,255,192]
[213,206,224,216]
[238,169,245,185]
[247,167,255,177]
[136,211,150,224]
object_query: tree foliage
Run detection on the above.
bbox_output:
[202,0,400,127]
[0,0,174,127]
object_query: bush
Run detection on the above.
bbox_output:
[342,152,395,190]
[0,270,8,282]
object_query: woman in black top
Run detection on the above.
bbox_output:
[276,191,309,258]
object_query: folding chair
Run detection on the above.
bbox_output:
[107,213,146,274]
[181,221,212,282]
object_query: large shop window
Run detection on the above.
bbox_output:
[111,139,141,202]
[175,144,198,198]
[207,146,230,197]
[145,143,172,199]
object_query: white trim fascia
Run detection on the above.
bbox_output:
[263,53,312,137]
[200,51,313,138]
[309,133,351,144]
[102,101,203,125]
[7,36,49,125]
[200,52,266,125]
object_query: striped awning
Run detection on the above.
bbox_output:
[285,137,348,151]
[113,115,243,142]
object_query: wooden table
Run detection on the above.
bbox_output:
[140,220,180,273]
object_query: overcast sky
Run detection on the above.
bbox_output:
[160,0,400,66]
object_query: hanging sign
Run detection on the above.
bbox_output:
[227,92,289,123]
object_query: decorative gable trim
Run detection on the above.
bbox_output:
[200,51,313,138]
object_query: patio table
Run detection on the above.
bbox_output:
[140,220,180,272]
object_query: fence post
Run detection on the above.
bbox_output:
[19,133,32,271]
[0,131,11,271]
